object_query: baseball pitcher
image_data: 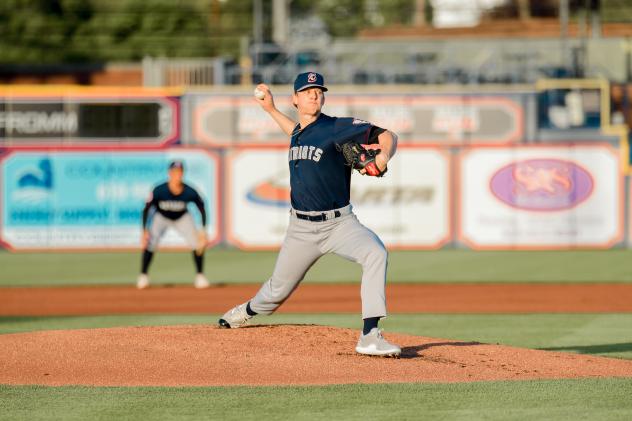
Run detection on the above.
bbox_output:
[219,72,400,357]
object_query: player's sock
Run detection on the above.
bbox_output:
[362,317,380,335]
[246,302,258,316]
[192,251,204,273]
[141,250,154,274]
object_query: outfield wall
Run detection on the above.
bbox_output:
[0,86,181,148]
[458,145,623,249]
[225,145,451,250]
[182,91,530,146]
[0,148,220,251]
[0,81,629,250]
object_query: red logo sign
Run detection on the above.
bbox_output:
[307,73,317,83]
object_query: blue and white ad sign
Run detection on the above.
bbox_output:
[1,149,219,250]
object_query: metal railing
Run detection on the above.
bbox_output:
[142,37,630,87]
[142,57,227,87]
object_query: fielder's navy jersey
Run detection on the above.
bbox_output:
[142,182,206,227]
[289,113,383,211]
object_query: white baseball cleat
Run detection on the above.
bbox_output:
[218,302,253,328]
[355,328,401,357]
[136,274,150,290]
[194,274,211,289]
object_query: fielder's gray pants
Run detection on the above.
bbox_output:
[147,212,198,251]
[250,205,388,319]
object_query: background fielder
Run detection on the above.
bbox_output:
[219,72,401,357]
[137,160,211,289]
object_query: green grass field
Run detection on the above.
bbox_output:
[2,250,632,420]
[3,379,632,421]
[2,249,632,286]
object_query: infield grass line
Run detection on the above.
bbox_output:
[2,249,632,286]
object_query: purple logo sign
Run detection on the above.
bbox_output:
[490,159,594,211]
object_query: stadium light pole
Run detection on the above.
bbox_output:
[253,0,263,71]
[413,0,425,27]
[560,0,570,75]
[272,0,289,47]
[590,0,601,38]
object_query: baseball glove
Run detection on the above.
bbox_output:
[336,142,387,177]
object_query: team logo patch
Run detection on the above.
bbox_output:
[489,159,593,211]
[307,73,317,83]
[352,119,369,125]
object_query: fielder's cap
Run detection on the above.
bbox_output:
[293,72,328,93]
[168,160,184,170]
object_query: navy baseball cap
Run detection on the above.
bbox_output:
[293,72,328,93]
[169,160,184,170]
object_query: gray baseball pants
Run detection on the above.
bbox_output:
[147,212,198,251]
[250,205,388,319]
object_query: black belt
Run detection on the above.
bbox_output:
[295,210,341,222]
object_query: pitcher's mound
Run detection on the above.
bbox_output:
[2,324,632,386]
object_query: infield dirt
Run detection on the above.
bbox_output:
[3,283,632,387]
[3,283,632,315]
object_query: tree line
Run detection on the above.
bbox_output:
[0,0,629,64]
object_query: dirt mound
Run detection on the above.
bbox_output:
[2,325,632,386]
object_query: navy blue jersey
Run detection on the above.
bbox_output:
[142,182,206,228]
[288,113,384,211]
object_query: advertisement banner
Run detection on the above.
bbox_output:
[0,149,219,250]
[408,96,523,144]
[0,89,179,147]
[188,94,523,146]
[459,145,622,249]
[226,146,451,249]
[191,95,347,146]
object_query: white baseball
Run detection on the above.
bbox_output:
[254,87,265,100]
